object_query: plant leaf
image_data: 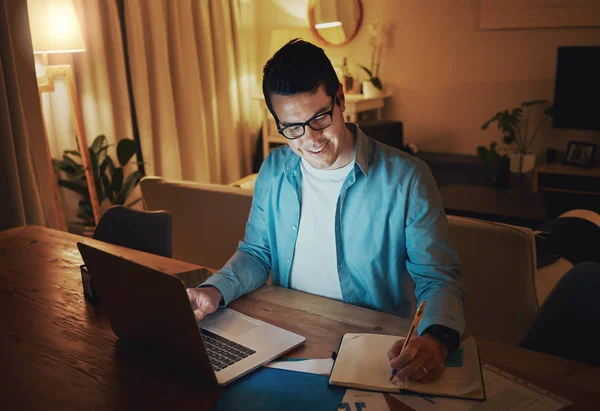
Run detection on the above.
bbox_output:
[115,170,141,205]
[90,135,108,155]
[96,144,109,168]
[64,150,80,157]
[125,197,143,208]
[371,77,383,90]
[62,154,80,171]
[88,147,99,178]
[101,173,115,204]
[105,156,116,177]
[53,159,75,174]
[503,134,514,145]
[117,139,137,166]
[357,64,373,78]
[57,179,88,197]
[112,167,124,194]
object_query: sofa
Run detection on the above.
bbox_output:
[141,176,568,345]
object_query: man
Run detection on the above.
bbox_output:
[187,39,465,384]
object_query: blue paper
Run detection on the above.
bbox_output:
[445,347,464,367]
[210,367,345,411]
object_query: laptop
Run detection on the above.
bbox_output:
[77,242,305,385]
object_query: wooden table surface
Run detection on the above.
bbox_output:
[1,225,599,410]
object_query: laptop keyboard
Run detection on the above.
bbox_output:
[200,329,256,371]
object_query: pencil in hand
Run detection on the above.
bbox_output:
[390,300,426,383]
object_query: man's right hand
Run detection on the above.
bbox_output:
[186,286,222,321]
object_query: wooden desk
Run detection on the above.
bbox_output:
[2,226,599,410]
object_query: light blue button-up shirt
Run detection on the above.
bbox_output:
[203,124,465,335]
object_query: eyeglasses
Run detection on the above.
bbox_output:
[277,96,336,140]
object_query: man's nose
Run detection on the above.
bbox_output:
[302,126,321,144]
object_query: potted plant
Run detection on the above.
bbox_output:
[476,141,510,188]
[358,64,383,98]
[52,135,143,235]
[481,100,553,174]
[358,21,394,98]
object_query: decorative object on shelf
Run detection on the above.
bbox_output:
[481,100,553,180]
[52,135,143,233]
[308,0,363,47]
[341,57,355,93]
[563,141,597,168]
[358,20,395,97]
[476,142,510,189]
[358,64,382,98]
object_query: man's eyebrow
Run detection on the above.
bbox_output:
[280,102,331,127]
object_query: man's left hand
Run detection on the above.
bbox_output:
[387,334,448,383]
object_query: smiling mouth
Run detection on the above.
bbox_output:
[305,141,329,155]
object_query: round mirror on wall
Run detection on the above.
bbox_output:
[308,0,363,47]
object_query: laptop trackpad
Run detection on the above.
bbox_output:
[199,308,259,336]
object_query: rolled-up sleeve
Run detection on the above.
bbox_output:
[404,162,465,335]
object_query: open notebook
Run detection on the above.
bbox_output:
[329,334,485,400]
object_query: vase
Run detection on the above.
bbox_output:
[509,153,536,174]
[362,80,383,99]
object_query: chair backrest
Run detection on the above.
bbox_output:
[448,216,539,345]
[140,176,253,270]
[93,205,173,258]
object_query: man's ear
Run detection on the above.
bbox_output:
[337,82,346,113]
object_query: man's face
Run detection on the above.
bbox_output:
[270,84,355,170]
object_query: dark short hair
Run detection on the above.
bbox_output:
[262,39,340,123]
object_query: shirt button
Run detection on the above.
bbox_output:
[287,259,291,263]
[292,225,297,230]
[338,264,342,269]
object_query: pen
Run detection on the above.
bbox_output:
[390,300,426,382]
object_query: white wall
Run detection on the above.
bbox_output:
[255,0,600,156]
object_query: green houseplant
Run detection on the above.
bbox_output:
[358,64,383,91]
[476,141,510,188]
[480,100,553,174]
[52,135,142,229]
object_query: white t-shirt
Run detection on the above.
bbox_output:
[289,158,355,300]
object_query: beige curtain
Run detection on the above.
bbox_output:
[123,0,259,183]
[45,0,259,188]
[0,0,60,231]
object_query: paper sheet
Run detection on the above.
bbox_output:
[335,363,571,411]
[391,363,571,411]
[265,358,334,376]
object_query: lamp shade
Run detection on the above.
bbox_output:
[27,0,86,54]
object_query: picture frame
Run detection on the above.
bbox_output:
[563,141,597,168]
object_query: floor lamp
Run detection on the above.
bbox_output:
[28,0,102,228]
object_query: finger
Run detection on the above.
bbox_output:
[394,347,429,380]
[193,309,203,322]
[387,339,406,361]
[194,306,210,321]
[409,358,438,382]
[420,363,446,384]
[389,339,422,370]
[186,288,201,309]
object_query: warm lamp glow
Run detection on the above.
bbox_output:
[27,0,86,54]
[314,21,342,29]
